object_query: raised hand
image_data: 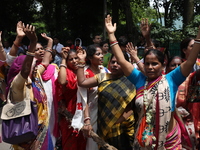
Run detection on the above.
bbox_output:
[23,24,37,42]
[76,47,86,61]
[41,33,52,41]
[126,42,138,61]
[61,47,70,59]
[140,18,151,38]
[16,21,25,38]
[105,15,116,34]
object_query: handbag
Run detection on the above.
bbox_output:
[0,86,38,144]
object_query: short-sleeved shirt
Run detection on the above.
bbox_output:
[127,66,186,111]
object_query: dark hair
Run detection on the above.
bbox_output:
[100,40,109,47]
[152,39,161,48]
[118,36,128,47]
[180,37,193,59]
[144,49,165,65]
[67,49,77,61]
[92,34,101,40]
[110,51,129,62]
[86,44,101,65]
[166,55,183,68]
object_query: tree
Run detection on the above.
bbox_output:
[183,0,194,27]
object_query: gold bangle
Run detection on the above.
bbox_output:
[84,123,91,126]
[77,60,86,68]
[26,51,35,57]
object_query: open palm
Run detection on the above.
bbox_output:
[105,15,116,34]
[16,21,25,37]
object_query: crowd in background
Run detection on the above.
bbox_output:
[0,16,200,150]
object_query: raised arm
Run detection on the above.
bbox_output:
[76,48,98,88]
[9,21,26,56]
[57,47,69,85]
[41,33,53,50]
[21,24,37,79]
[181,26,200,77]
[105,15,133,76]
[39,33,53,74]
[140,18,155,49]
[126,42,145,74]
[0,31,6,62]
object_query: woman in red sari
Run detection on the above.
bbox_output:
[57,47,86,150]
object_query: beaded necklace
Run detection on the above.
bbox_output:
[142,79,160,147]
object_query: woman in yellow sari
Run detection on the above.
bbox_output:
[76,50,136,150]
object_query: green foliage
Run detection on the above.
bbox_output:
[31,22,48,34]
[1,0,200,49]
[183,15,200,39]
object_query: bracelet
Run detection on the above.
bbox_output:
[45,49,53,55]
[77,60,86,68]
[84,117,91,122]
[79,60,86,63]
[60,64,67,68]
[195,39,200,42]
[136,60,142,65]
[194,41,200,44]
[26,51,35,57]
[110,42,118,47]
[110,40,118,44]
[77,64,86,68]
[145,45,154,49]
[13,41,20,48]
[84,123,91,126]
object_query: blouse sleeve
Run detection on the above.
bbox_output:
[127,68,146,89]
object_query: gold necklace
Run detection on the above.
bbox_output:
[89,67,100,74]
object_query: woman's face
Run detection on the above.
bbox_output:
[89,47,103,66]
[35,43,45,61]
[144,53,164,81]
[183,39,194,59]
[167,57,182,73]
[102,43,109,53]
[109,56,124,76]
[67,52,79,70]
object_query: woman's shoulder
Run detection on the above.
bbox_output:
[95,73,110,83]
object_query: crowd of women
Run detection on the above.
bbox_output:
[0,14,200,150]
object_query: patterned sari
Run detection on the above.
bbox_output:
[7,55,54,150]
[96,74,136,150]
[134,76,181,150]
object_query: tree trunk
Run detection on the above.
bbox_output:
[111,0,119,25]
[55,0,62,33]
[122,0,135,42]
[183,0,194,26]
